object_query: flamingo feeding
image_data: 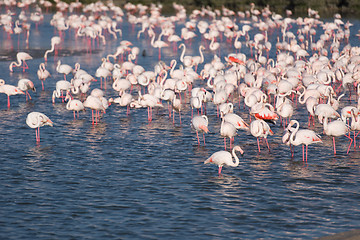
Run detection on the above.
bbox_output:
[26,112,53,143]
[9,52,33,72]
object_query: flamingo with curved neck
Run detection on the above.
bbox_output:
[204,146,244,175]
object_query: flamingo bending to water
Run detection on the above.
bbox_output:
[26,112,53,142]
[9,52,32,72]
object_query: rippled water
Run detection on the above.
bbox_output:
[0,9,360,240]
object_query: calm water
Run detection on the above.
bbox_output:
[0,8,360,240]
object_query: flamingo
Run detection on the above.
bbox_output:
[52,80,72,103]
[0,80,25,108]
[9,52,32,72]
[17,79,36,101]
[37,63,51,91]
[65,93,85,120]
[286,120,322,162]
[56,60,73,80]
[204,146,244,176]
[83,95,105,125]
[250,119,274,152]
[191,115,209,146]
[151,32,168,60]
[222,113,249,130]
[221,118,237,150]
[26,112,53,143]
[44,36,61,61]
[322,116,352,155]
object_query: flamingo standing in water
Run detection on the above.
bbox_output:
[286,120,322,162]
[191,115,209,146]
[204,145,244,176]
[0,79,25,108]
[9,52,32,72]
[56,60,73,80]
[26,112,53,143]
[221,117,237,150]
[17,79,36,101]
[37,63,51,91]
[322,116,352,155]
[65,93,85,120]
[250,119,274,152]
[44,36,61,61]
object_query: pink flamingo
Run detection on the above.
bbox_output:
[286,120,322,162]
[9,52,32,72]
[191,115,209,146]
[0,80,25,108]
[26,112,53,143]
[204,146,244,176]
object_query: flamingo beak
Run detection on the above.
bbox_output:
[47,119,54,127]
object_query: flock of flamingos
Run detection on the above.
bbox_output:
[0,0,360,175]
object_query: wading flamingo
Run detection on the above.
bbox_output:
[204,145,244,176]
[26,112,53,143]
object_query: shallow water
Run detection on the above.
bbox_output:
[0,9,360,240]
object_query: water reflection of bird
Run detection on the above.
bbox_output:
[204,146,244,176]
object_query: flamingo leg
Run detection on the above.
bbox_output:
[257,137,261,152]
[306,145,308,162]
[203,133,206,146]
[224,138,227,150]
[73,111,76,120]
[196,131,200,145]
[218,166,222,176]
[333,137,336,155]
[92,110,94,125]
[7,95,10,108]
[41,80,45,91]
[35,128,38,142]
[302,145,305,162]
[265,138,271,152]
[346,134,353,154]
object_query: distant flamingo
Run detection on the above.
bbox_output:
[9,52,32,72]
[204,145,244,176]
[44,36,61,61]
[191,115,209,146]
[26,112,53,143]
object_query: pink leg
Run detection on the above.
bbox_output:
[346,134,353,154]
[218,166,222,176]
[224,138,227,150]
[306,145,308,162]
[265,138,271,152]
[7,95,10,108]
[257,137,261,152]
[196,131,200,145]
[333,137,336,155]
[302,145,305,161]
[203,133,206,146]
